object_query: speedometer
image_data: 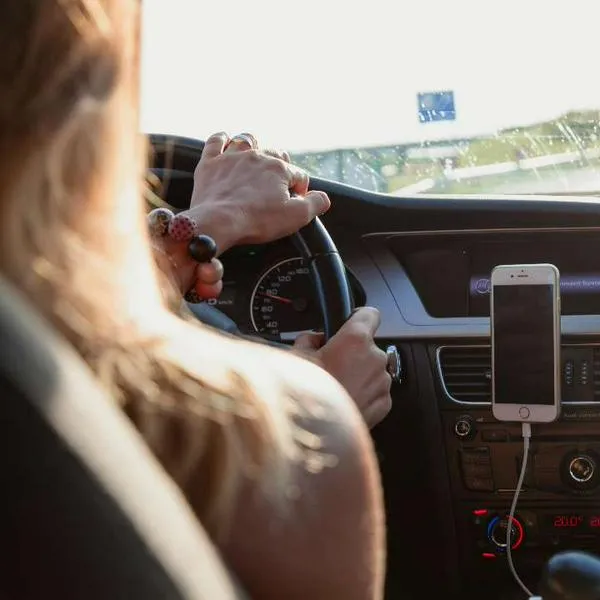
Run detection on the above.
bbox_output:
[250,257,321,338]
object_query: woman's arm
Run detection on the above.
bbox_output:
[184,340,386,600]
[146,130,327,303]
[220,349,385,600]
[134,310,386,599]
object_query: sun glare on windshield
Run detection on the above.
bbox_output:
[141,0,600,197]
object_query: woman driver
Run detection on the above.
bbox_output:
[0,2,387,598]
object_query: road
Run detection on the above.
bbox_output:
[490,166,600,195]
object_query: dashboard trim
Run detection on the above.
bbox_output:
[362,226,600,238]
[436,343,600,406]
[358,229,600,341]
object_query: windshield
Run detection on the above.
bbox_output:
[141,0,600,196]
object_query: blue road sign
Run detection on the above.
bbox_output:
[418,91,456,123]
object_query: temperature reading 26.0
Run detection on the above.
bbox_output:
[553,515,584,528]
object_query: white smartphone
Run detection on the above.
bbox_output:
[491,263,561,423]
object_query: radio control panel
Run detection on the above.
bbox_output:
[444,411,600,499]
[443,408,600,586]
[436,343,600,595]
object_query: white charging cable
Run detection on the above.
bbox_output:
[506,422,535,598]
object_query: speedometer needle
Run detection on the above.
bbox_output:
[259,292,293,304]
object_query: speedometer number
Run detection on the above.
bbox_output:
[250,258,319,337]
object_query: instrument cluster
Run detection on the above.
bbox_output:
[204,239,365,342]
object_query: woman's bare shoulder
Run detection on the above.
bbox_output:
[215,340,385,600]
[154,319,385,600]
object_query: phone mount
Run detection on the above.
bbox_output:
[538,551,600,600]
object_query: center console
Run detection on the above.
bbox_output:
[437,342,600,594]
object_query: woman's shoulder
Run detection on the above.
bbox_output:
[219,339,385,599]
[136,316,384,599]
[163,315,359,427]
[167,323,384,599]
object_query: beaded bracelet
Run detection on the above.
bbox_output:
[148,208,218,304]
[147,208,217,263]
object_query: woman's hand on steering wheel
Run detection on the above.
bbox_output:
[153,131,333,304]
[294,307,392,429]
[184,131,331,255]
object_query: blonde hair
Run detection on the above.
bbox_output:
[0,0,317,540]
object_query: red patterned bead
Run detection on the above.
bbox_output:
[147,208,174,237]
[168,213,197,242]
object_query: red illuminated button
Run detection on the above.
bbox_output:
[472,508,489,526]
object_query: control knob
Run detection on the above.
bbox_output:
[487,515,524,551]
[568,455,596,485]
[454,415,474,439]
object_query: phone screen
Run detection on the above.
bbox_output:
[492,284,556,405]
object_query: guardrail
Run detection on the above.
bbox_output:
[391,147,600,195]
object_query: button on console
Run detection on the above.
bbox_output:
[482,429,507,442]
[465,477,494,492]
[460,447,491,465]
[454,415,475,439]
[519,406,530,419]
[460,448,494,491]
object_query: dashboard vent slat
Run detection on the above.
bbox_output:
[593,348,600,398]
[437,346,491,404]
[439,344,600,405]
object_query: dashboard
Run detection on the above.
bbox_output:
[358,228,600,339]
[392,230,600,318]
[204,239,365,342]
[214,228,600,342]
[150,135,600,600]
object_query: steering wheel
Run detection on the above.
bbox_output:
[152,137,353,342]
[288,218,353,340]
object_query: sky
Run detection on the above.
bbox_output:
[140,0,600,152]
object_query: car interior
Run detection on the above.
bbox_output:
[6,127,600,598]
[154,135,600,600]
[5,0,600,598]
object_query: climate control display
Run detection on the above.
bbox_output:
[548,514,600,531]
[470,507,600,560]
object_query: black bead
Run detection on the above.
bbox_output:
[188,234,218,263]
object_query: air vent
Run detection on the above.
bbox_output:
[437,346,491,404]
[438,344,600,405]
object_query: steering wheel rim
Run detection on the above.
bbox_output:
[149,135,354,341]
[292,218,353,340]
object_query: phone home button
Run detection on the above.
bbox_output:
[519,406,530,419]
